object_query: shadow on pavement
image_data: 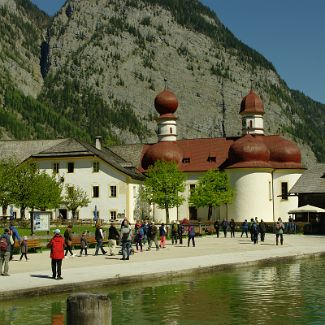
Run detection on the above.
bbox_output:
[30,274,53,279]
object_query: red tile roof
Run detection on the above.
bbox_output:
[138,135,303,172]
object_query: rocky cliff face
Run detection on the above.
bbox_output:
[0,0,48,97]
[0,0,321,167]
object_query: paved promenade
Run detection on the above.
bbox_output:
[0,233,324,299]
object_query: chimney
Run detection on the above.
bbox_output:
[95,136,102,150]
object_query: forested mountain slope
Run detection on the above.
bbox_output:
[0,0,323,167]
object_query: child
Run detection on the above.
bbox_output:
[20,236,28,261]
[79,231,88,256]
[159,223,166,248]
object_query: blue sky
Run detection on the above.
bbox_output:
[31,0,325,104]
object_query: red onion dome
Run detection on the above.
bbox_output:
[240,89,264,115]
[154,89,178,115]
[267,136,301,163]
[228,135,271,167]
[141,141,183,170]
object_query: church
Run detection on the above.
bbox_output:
[0,88,304,223]
[110,88,304,223]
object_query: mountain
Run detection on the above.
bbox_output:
[0,0,324,167]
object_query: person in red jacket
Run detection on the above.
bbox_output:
[47,229,65,280]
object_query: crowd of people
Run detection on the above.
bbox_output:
[1,217,287,279]
[214,217,285,245]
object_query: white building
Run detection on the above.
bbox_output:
[0,137,144,222]
[111,88,304,223]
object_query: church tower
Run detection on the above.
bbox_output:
[240,89,265,135]
[154,89,178,142]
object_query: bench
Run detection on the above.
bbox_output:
[14,239,42,252]
[70,236,108,248]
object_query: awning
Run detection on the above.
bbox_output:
[288,205,325,214]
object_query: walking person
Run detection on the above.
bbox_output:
[259,219,266,242]
[120,220,132,260]
[135,223,144,252]
[229,219,236,238]
[252,220,259,244]
[108,222,119,256]
[171,221,178,245]
[64,224,74,257]
[94,224,107,255]
[147,221,159,251]
[214,220,220,238]
[19,236,28,261]
[79,231,88,256]
[188,224,196,247]
[47,229,65,280]
[241,219,249,238]
[221,219,228,238]
[0,228,14,276]
[275,218,285,245]
[142,220,149,246]
[9,223,20,261]
[159,223,167,248]
[249,218,254,242]
[177,221,184,245]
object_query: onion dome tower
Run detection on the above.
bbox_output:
[141,88,183,170]
[240,89,265,135]
[154,89,178,142]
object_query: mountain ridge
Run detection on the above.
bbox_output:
[0,0,324,167]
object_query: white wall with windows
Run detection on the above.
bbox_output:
[36,157,139,222]
[272,170,301,221]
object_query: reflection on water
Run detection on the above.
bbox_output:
[0,257,324,325]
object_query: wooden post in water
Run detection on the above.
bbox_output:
[67,293,112,325]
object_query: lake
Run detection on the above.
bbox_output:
[1,256,324,324]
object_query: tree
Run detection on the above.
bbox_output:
[189,170,234,220]
[142,161,186,224]
[62,185,90,219]
[0,158,16,215]
[134,185,152,220]
[29,172,63,211]
[10,161,63,218]
[11,161,39,219]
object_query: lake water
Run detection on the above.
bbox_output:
[1,256,324,325]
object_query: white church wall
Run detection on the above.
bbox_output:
[227,169,274,222]
[273,170,302,221]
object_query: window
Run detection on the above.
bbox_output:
[53,162,59,174]
[190,184,196,193]
[110,186,117,197]
[182,158,190,164]
[249,120,253,128]
[170,127,173,134]
[110,211,117,220]
[67,186,74,196]
[67,162,74,173]
[93,186,99,198]
[93,161,99,172]
[281,182,288,200]
[207,156,216,162]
